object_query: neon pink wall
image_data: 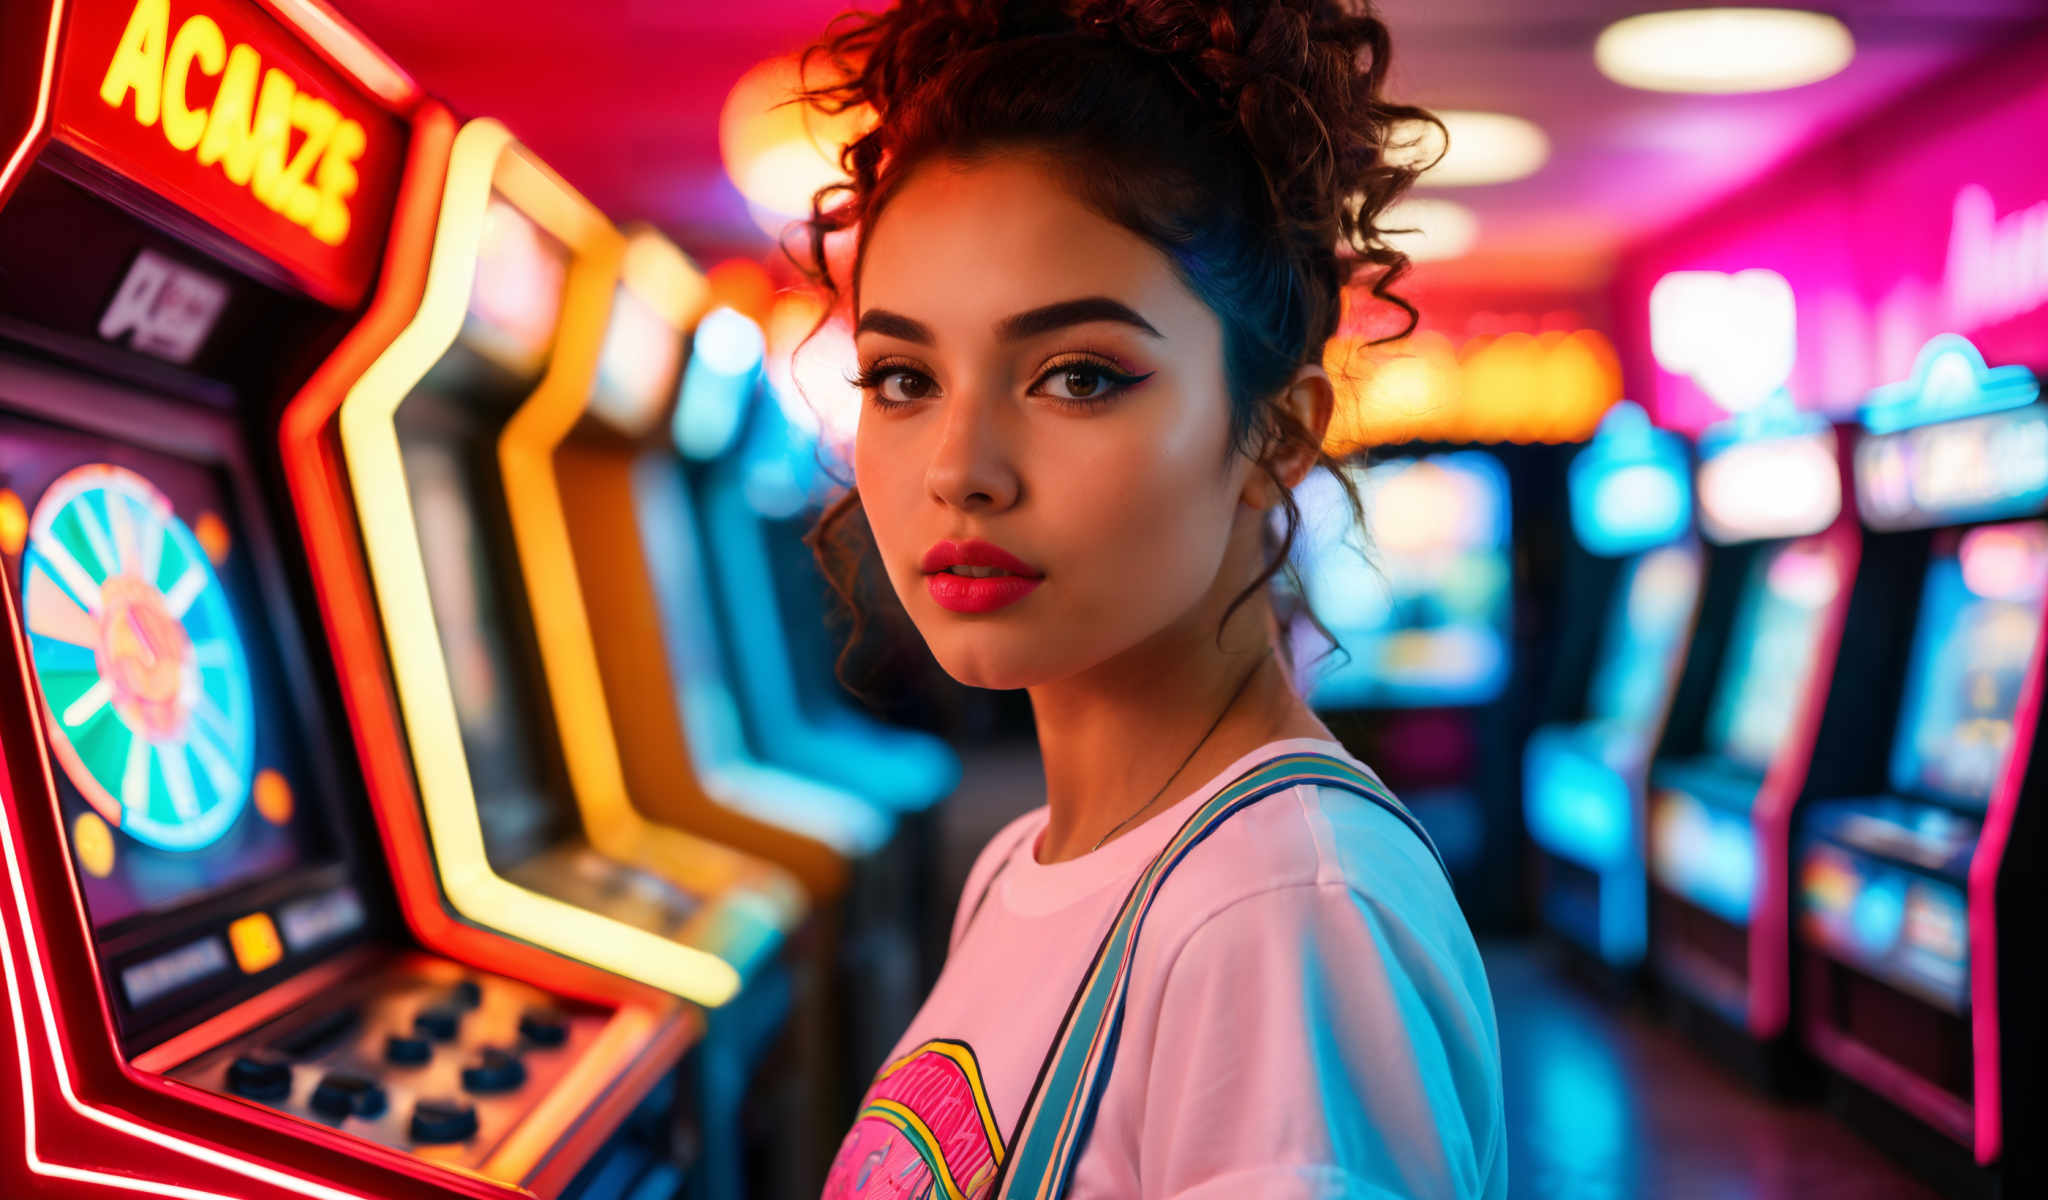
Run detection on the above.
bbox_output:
[1614,32,2048,434]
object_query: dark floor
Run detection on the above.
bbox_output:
[941,742,1944,1200]
[1488,942,1938,1200]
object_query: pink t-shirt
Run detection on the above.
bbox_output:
[821,738,1506,1199]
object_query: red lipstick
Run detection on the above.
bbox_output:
[921,539,1044,614]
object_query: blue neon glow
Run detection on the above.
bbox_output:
[1887,525,2048,807]
[1650,788,1757,926]
[1849,874,1907,958]
[695,306,766,376]
[1568,402,1693,557]
[1706,542,1837,772]
[1299,451,1513,710]
[691,371,959,813]
[1861,333,2040,435]
[674,308,763,462]
[1521,544,1701,965]
[632,457,892,856]
[1524,728,1635,870]
[1697,391,1828,456]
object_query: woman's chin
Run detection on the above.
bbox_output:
[922,630,1083,692]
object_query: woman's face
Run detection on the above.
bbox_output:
[853,153,1265,690]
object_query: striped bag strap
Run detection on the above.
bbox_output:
[989,751,1447,1200]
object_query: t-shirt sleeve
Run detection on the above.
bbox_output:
[1135,881,1505,1200]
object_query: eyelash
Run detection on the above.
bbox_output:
[849,353,1154,412]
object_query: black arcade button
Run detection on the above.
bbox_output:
[449,979,483,1009]
[413,1005,462,1041]
[460,1047,526,1093]
[409,1098,478,1144]
[518,1007,568,1047]
[226,1053,292,1101]
[309,1073,387,1120]
[384,1033,431,1065]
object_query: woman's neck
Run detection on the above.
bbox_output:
[1026,597,1335,864]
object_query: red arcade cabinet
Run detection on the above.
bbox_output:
[1796,335,2047,1196]
[0,1,697,1195]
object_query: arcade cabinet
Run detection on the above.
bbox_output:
[1293,447,1522,925]
[670,306,944,1104]
[499,228,848,1196]
[688,341,959,817]
[1794,335,2045,1196]
[0,4,693,1196]
[1524,403,1702,967]
[329,118,810,1189]
[1645,406,1861,1077]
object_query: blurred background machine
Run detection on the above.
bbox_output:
[1793,334,2046,1193]
[6,1,2048,1198]
[1523,401,1701,969]
[1644,407,1861,1077]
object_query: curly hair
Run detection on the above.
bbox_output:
[784,0,1437,684]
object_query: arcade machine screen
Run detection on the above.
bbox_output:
[1891,521,2048,804]
[1705,540,1842,773]
[1302,450,1513,708]
[1584,543,1701,735]
[0,411,350,1029]
[402,435,565,867]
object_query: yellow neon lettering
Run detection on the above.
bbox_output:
[196,42,258,174]
[160,15,225,152]
[247,67,296,207]
[103,4,367,249]
[279,92,336,228]
[311,118,364,246]
[98,0,169,126]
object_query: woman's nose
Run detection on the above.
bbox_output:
[924,392,1021,513]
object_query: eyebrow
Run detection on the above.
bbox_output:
[854,296,1164,345]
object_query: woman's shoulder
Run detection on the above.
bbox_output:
[1147,764,1467,966]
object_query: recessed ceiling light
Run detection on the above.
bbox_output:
[1595,8,1855,94]
[1390,111,1550,186]
[1380,198,1480,262]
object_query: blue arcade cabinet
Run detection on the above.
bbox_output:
[667,307,957,1103]
[683,310,959,816]
[1524,402,1702,968]
[1292,447,1524,926]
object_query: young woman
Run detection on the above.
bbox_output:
[792,2,1505,1196]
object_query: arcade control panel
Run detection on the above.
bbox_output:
[155,954,609,1167]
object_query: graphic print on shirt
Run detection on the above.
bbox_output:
[822,1039,1006,1200]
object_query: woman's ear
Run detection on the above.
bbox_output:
[1242,364,1337,508]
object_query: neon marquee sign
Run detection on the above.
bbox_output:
[1944,184,2048,333]
[49,0,404,308]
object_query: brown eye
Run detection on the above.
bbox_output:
[1033,358,1151,408]
[881,371,933,402]
[1059,367,1104,398]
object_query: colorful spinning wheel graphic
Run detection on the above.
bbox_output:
[20,465,255,852]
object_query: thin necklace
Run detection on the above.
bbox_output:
[1089,648,1273,853]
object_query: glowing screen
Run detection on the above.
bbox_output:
[1705,539,1841,772]
[1799,841,1968,1011]
[1,416,328,930]
[1298,451,1512,709]
[399,429,564,867]
[1585,543,1701,730]
[1889,520,2048,806]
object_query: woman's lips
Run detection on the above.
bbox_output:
[925,572,1042,613]
[921,538,1043,613]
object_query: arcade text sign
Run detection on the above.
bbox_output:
[52,0,404,308]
